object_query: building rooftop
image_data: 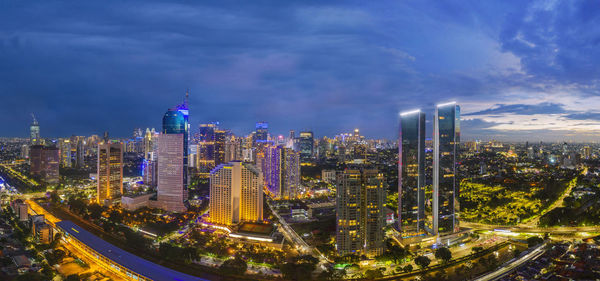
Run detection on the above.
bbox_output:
[56,220,207,281]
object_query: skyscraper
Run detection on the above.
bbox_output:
[197,123,227,177]
[30,113,41,145]
[58,139,72,167]
[299,131,314,162]
[157,133,187,212]
[255,122,268,143]
[433,102,460,235]
[263,145,300,199]
[399,110,427,237]
[29,145,59,184]
[156,95,189,212]
[97,141,123,204]
[336,167,386,256]
[209,161,263,226]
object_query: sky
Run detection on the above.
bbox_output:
[1,0,599,141]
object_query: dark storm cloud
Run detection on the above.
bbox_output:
[0,1,599,140]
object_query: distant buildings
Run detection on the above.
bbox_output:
[29,145,59,184]
[433,102,460,235]
[399,110,427,237]
[321,169,336,184]
[209,161,263,226]
[298,131,314,162]
[97,140,123,204]
[10,200,29,222]
[336,168,386,256]
[263,145,300,199]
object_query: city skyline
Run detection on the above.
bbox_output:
[2,1,600,141]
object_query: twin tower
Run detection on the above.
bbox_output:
[399,102,460,237]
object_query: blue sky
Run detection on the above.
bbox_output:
[1,0,599,141]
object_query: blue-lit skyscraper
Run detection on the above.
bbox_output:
[255,122,268,143]
[433,102,460,235]
[156,92,189,212]
[399,110,426,237]
[298,131,314,162]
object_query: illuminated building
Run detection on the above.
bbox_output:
[321,169,336,183]
[154,94,190,212]
[298,131,314,162]
[97,140,123,204]
[255,122,268,143]
[225,135,243,162]
[336,168,385,256]
[263,145,300,199]
[433,102,460,235]
[583,146,591,159]
[58,139,72,167]
[399,110,427,237]
[196,123,227,177]
[162,93,190,192]
[197,123,217,177]
[29,145,59,184]
[209,161,263,226]
[156,133,187,212]
[11,200,29,221]
[20,144,29,159]
[30,113,41,145]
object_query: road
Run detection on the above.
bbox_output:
[461,221,600,234]
[474,243,546,281]
[266,199,330,264]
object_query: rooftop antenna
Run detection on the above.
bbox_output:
[31,113,38,125]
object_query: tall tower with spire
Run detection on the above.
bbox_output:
[30,113,41,145]
[155,91,190,212]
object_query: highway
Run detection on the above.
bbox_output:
[265,199,330,264]
[474,243,546,281]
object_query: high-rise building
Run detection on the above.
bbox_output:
[433,102,460,235]
[197,123,217,177]
[29,145,59,184]
[255,122,268,143]
[159,95,189,209]
[225,135,243,162]
[399,110,427,237]
[196,123,227,177]
[209,161,263,226]
[299,131,314,162]
[97,141,123,204]
[336,168,386,256]
[263,145,300,199]
[157,133,187,212]
[58,139,72,167]
[30,113,41,145]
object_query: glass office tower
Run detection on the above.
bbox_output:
[433,102,460,235]
[162,99,189,195]
[399,110,426,237]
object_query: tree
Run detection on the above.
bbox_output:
[435,247,452,263]
[219,257,247,276]
[527,236,544,248]
[365,269,383,279]
[414,255,431,269]
[88,203,104,220]
[471,246,484,254]
[403,264,413,273]
[280,255,319,281]
[15,272,46,281]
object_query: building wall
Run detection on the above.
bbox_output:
[157,133,187,212]
[97,141,123,204]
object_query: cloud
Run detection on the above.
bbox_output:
[464,102,568,116]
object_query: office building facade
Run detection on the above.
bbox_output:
[97,141,123,204]
[433,102,460,235]
[399,110,427,237]
[336,168,385,256]
[263,145,300,199]
[209,161,263,226]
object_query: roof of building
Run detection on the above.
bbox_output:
[55,220,207,281]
